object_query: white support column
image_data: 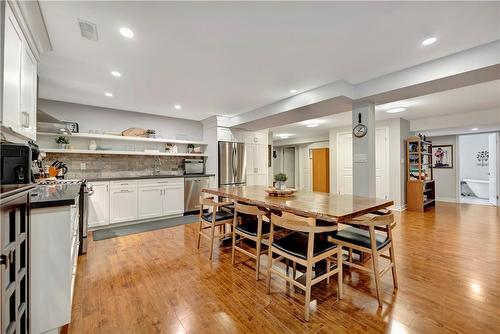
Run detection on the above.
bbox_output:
[352,102,376,197]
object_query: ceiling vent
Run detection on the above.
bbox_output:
[78,19,98,41]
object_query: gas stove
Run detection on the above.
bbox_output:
[37,179,84,185]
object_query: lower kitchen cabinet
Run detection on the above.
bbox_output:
[88,178,184,229]
[88,182,109,228]
[110,186,138,223]
[138,186,164,219]
[162,181,184,216]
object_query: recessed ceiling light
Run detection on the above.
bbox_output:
[111,71,121,77]
[276,133,292,139]
[119,27,134,38]
[422,37,437,46]
[174,105,182,110]
[105,92,113,97]
[386,107,406,113]
[289,89,297,94]
[306,124,319,128]
[471,128,479,131]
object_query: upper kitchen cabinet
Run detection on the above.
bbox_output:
[1,1,51,141]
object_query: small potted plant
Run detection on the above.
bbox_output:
[187,144,195,153]
[55,136,69,149]
[146,129,156,138]
[274,173,288,190]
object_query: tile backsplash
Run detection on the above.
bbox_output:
[45,153,185,179]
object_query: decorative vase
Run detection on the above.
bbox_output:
[276,181,286,190]
[89,140,97,150]
[58,143,69,149]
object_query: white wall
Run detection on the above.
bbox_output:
[329,118,409,209]
[429,135,459,202]
[459,133,490,181]
[38,99,203,141]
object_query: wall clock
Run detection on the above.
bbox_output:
[353,112,367,138]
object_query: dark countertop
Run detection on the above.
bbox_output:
[30,183,81,209]
[0,184,36,201]
[87,174,215,182]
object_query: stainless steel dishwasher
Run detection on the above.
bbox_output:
[184,176,210,213]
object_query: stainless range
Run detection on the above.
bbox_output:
[36,179,93,254]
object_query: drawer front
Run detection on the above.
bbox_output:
[138,178,183,187]
[110,180,138,189]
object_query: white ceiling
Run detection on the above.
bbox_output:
[270,80,500,139]
[38,1,500,120]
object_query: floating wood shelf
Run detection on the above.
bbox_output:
[40,148,207,157]
[37,132,207,145]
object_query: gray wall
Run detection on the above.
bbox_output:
[429,135,458,201]
[38,99,203,141]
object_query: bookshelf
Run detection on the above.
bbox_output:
[406,136,435,211]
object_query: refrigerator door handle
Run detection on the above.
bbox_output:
[232,145,237,179]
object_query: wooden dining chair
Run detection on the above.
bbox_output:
[231,202,270,280]
[265,212,342,321]
[196,196,234,260]
[330,210,397,307]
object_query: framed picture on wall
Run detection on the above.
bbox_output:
[432,145,453,168]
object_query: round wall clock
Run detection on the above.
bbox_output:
[353,123,368,138]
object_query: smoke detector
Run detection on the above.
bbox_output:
[78,19,98,41]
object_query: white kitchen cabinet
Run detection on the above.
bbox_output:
[163,180,184,215]
[2,3,23,133]
[88,182,110,227]
[1,2,38,140]
[110,186,138,223]
[246,143,268,186]
[138,185,164,219]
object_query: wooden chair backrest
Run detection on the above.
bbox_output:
[270,212,336,233]
[234,202,267,217]
[345,210,394,228]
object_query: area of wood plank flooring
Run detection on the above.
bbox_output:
[68,202,500,333]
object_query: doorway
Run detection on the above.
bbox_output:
[273,146,296,187]
[312,148,330,192]
[458,133,497,206]
[336,127,390,199]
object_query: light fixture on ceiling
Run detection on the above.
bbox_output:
[105,92,113,97]
[174,105,182,110]
[276,133,292,139]
[471,128,479,131]
[306,124,319,128]
[289,89,297,94]
[422,37,437,46]
[111,71,121,77]
[386,107,406,113]
[119,27,134,38]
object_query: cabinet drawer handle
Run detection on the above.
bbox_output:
[120,189,132,193]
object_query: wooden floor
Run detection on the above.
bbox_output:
[69,202,500,333]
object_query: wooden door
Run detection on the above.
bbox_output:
[312,148,330,192]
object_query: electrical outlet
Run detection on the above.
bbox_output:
[80,162,86,170]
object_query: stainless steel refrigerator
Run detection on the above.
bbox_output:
[218,141,246,186]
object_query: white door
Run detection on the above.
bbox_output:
[283,147,295,187]
[488,133,498,206]
[20,44,37,140]
[163,182,184,215]
[138,186,164,219]
[375,128,389,199]
[337,133,353,194]
[2,4,23,132]
[110,187,138,223]
[88,182,110,227]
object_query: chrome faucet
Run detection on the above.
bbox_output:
[152,157,162,175]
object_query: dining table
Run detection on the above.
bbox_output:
[202,185,394,224]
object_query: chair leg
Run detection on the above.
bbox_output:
[304,263,313,321]
[255,237,262,281]
[196,220,203,249]
[371,251,383,307]
[265,247,273,294]
[348,247,352,263]
[326,259,331,284]
[285,258,289,276]
[292,261,297,279]
[337,248,343,299]
[389,243,399,289]
[231,229,236,266]
[209,223,216,260]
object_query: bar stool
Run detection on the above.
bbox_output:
[231,202,270,280]
[265,212,342,321]
[196,196,234,260]
[330,210,397,307]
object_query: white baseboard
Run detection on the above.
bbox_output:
[390,205,407,212]
[436,197,457,203]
